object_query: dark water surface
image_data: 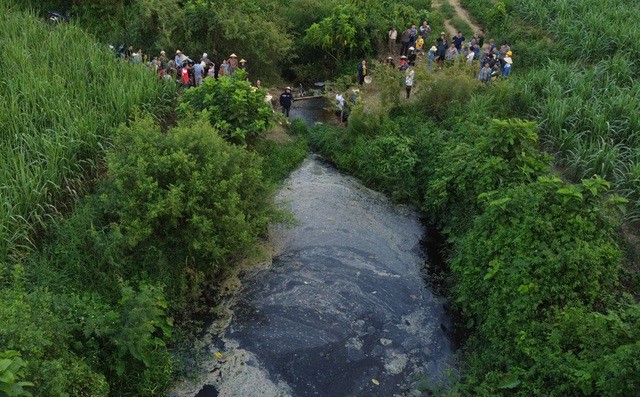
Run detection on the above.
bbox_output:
[228,158,453,396]
[169,99,454,397]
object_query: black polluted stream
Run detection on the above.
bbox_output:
[168,100,455,397]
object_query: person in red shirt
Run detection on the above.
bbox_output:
[181,65,189,88]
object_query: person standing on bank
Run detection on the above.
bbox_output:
[400,27,412,56]
[405,66,414,99]
[279,87,293,118]
[388,27,398,53]
[357,60,367,85]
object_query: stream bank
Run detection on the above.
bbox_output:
[168,99,455,397]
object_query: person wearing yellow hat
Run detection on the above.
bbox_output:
[239,59,247,71]
[502,54,513,77]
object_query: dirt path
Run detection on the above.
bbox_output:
[432,0,482,38]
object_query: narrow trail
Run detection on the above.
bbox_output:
[432,0,482,37]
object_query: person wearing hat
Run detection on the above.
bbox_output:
[388,26,398,53]
[385,56,395,68]
[502,54,512,77]
[201,53,213,77]
[400,27,412,56]
[175,50,185,68]
[279,87,294,118]
[228,53,238,74]
[239,59,247,71]
[159,50,168,67]
[408,47,417,66]
[427,46,436,71]
[357,59,367,85]
[436,32,446,46]
[398,55,408,71]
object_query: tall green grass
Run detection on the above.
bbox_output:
[0,2,175,261]
[460,0,640,219]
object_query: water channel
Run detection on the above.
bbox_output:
[168,98,455,397]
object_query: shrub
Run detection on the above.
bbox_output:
[452,176,626,395]
[179,71,272,143]
[104,115,277,298]
[0,264,171,396]
[422,118,551,234]
[0,350,32,397]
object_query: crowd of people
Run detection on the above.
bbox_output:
[116,45,251,88]
[116,44,305,120]
[381,22,515,98]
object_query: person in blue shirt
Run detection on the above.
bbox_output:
[175,50,184,68]
[193,62,204,87]
[502,55,512,77]
[452,32,466,51]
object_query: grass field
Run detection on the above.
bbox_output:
[460,0,640,218]
[0,2,175,261]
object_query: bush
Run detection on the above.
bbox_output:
[104,115,277,299]
[1,114,280,395]
[0,264,170,396]
[421,118,551,234]
[179,71,272,143]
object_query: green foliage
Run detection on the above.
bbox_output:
[181,0,293,79]
[105,115,277,281]
[0,351,32,397]
[252,121,309,184]
[0,3,175,262]
[306,64,637,395]
[304,0,424,64]
[179,72,273,143]
[0,263,168,396]
[422,118,551,234]
[0,114,279,394]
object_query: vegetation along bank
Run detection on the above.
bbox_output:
[2,0,639,396]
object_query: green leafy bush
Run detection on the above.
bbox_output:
[422,118,551,234]
[104,115,277,295]
[179,72,272,143]
[0,350,32,397]
[0,263,171,396]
